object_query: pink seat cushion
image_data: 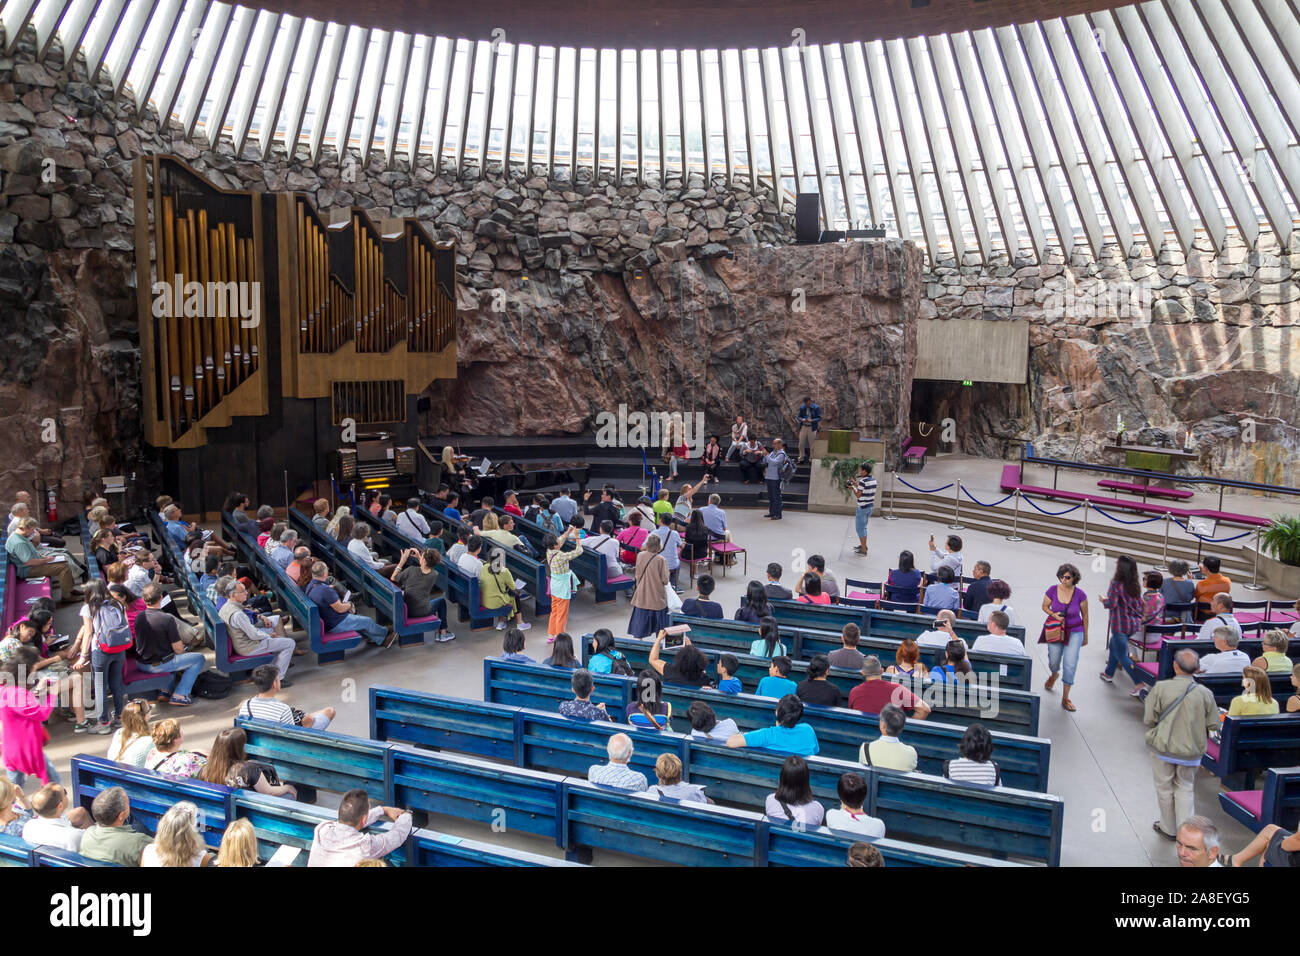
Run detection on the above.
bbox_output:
[845,589,880,601]
[1134,661,1158,678]
[122,655,144,682]
[903,447,925,458]
[605,574,632,585]
[1224,789,1263,820]
[1204,739,1220,762]
[405,614,439,625]
[322,629,360,644]
[710,543,744,554]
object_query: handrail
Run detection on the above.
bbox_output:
[1020,454,1300,501]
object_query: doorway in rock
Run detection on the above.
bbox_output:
[909,379,1030,460]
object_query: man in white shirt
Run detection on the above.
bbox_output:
[347,526,386,570]
[1176,816,1224,867]
[915,609,967,650]
[1196,593,1242,641]
[583,520,623,572]
[824,772,886,839]
[457,535,485,577]
[394,497,431,539]
[927,533,963,579]
[1198,627,1251,675]
[971,611,1027,657]
[21,783,90,852]
[124,551,159,597]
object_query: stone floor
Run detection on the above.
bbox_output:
[44,497,1293,866]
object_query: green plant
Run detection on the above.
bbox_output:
[821,457,876,502]
[1261,515,1300,567]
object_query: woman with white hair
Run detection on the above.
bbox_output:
[324,506,351,539]
[141,801,214,867]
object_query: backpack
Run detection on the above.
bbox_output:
[94,604,134,654]
[778,455,796,483]
[193,670,233,699]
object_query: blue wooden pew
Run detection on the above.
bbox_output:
[222,511,364,663]
[760,598,1025,645]
[370,687,1063,864]
[1219,767,1300,834]
[1203,715,1300,787]
[408,830,583,867]
[1133,636,1296,708]
[485,657,1050,789]
[0,834,110,867]
[230,790,409,866]
[0,832,31,865]
[238,717,388,801]
[70,755,232,850]
[420,502,552,615]
[757,821,1020,867]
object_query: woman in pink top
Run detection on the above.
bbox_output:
[0,645,59,786]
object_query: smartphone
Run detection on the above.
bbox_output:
[933,620,945,629]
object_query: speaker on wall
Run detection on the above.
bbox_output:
[795,193,820,242]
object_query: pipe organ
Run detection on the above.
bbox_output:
[134,156,457,451]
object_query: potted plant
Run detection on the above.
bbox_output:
[820,457,876,502]
[1261,515,1300,567]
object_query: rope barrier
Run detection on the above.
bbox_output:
[896,476,954,494]
[959,486,1017,508]
[1170,518,1253,543]
[331,478,358,515]
[1020,496,1084,517]
[1090,505,1165,526]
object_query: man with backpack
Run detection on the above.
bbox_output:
[763,438,793,520]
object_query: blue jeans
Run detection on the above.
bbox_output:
[335,612,388,644]
[430,597,449,631]
[1104,630,1138,682]
[1046,629,1085,685]
[766,479,783,517]
[6,756,61,787]
[855,504,874,539]
[91,647,126,724]
[133,652,206,698]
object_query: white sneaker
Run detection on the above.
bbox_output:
[435,631,456,643]
[517,621,533,631]
[495,619,507,630]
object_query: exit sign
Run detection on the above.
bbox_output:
[962,380,973,386]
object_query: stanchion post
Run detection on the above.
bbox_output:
[1005,490,1024,542]
[1072,500,1093,555]
[1243,527,1267,591]
[883,471,899,521]
[1154,512,1171,572]
[948,479,965,530]
[330,473,336,513]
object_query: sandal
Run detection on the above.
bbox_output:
[852,546,867,555]
[1061,699,1076,712]
[1152,822,1176,841]
[1044,673,1057,691]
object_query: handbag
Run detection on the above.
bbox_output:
[665,584,684,612]
[1043,615,1066,644]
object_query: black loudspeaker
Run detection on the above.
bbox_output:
[795,193,820,242]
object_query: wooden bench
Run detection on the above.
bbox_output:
[760,598,1027,645]
[1133,636,1298,709]
[1096,479,1194,501]
[370,686,1064,864]
[1219,767,1300,834]
[0,833,109,867]
[71,754,233,850]
[1202,715,1300,787]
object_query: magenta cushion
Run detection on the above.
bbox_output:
[1224,789,1263,820]
[322,629,360,644]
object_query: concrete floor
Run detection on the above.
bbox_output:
[44,492,1292,866]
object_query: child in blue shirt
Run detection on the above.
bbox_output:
[755,656,798,698]
[715,653,741,694]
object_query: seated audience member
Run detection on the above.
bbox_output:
[262,522,286,556]
[886,639,929,681]
[859,704,919,770]
[796,573,831,605]
[1292,598,1300,641]
[221,577,305,678]
[648,631,713,688]
[1175,816,1222,868]
[848,656,931,719]
[1253,629,1291,673]
[238,664,335,730]
[1227,823,1300,868]
[686,700,739,741]
[1228,666,1280,716]
[255,505,275,534]
[310,499,331,534]
[962,560,992,615]
[446,529,470,565]
[916,609,966,650]
[543,632,579,668]
[484,513,535,557]
[1290,664,1300,714]
[199,728,298,798]
[145,719,207,777]
[1196,593,1241,641]
[825,773,885,839]
[828,623,865,670]
[1199,627,1251,675]
[0,778,30,836]
[305,562,393,650]
[1193,556,1231,615]
[468,497,494,530]
[715,654,741,694]
[90,529,119,572]
[442,492,464,524]
[930,640,973,685]
[637,753,707,804]
[764,756,825,827]
[559,669,614,721]
[757,656,798,698]
[804,555,839,601]
[920,566,960,613]
[107,700,156,767]
[285,546,313,589]
[627,669,673,729]
[216,819,260,868]
[972,611,1027,657]
[271,530,299,570]
[616,512,650,565]
[681,574,724,619]
[944,723,1000,785]
[735,580,771,625]
[131,584,207,706]
[587,734,649,792]
[977,579,1017,626]
[503,492,524,518]
[1140,571,1166,633]
[351,525,399,579]
[392,499,430,542]
[927,534,964,580]
[726,694,819,756]
[680,511,712,564]
[885,550,923,605]
[392,548,455,644]
[796,655,844,708]
[499,627,536,664]
[847,842,885,867]
[587,629,630,675]
[1160,560,1197,623]
[141,801,214,867]
[22,784,91,851]
[749,617,787,658]
[79,787,153,866]
[699,494,727,540]
[764,563,793,601]
[308,789,412,867]
[480,551,530,633]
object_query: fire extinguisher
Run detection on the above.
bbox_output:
[46,483,58,524]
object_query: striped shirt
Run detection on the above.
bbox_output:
[239,696,295,724]
[587,761,648,792]
[945,757,999,786]
[855,474,877,509]
[1103,579,1145,636]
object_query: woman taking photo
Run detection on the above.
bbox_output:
[1099,554,1144,696]
[1040,563,1089,712]
[628,533,671,639]
[545,526,583,643]
[648,631,714,688]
